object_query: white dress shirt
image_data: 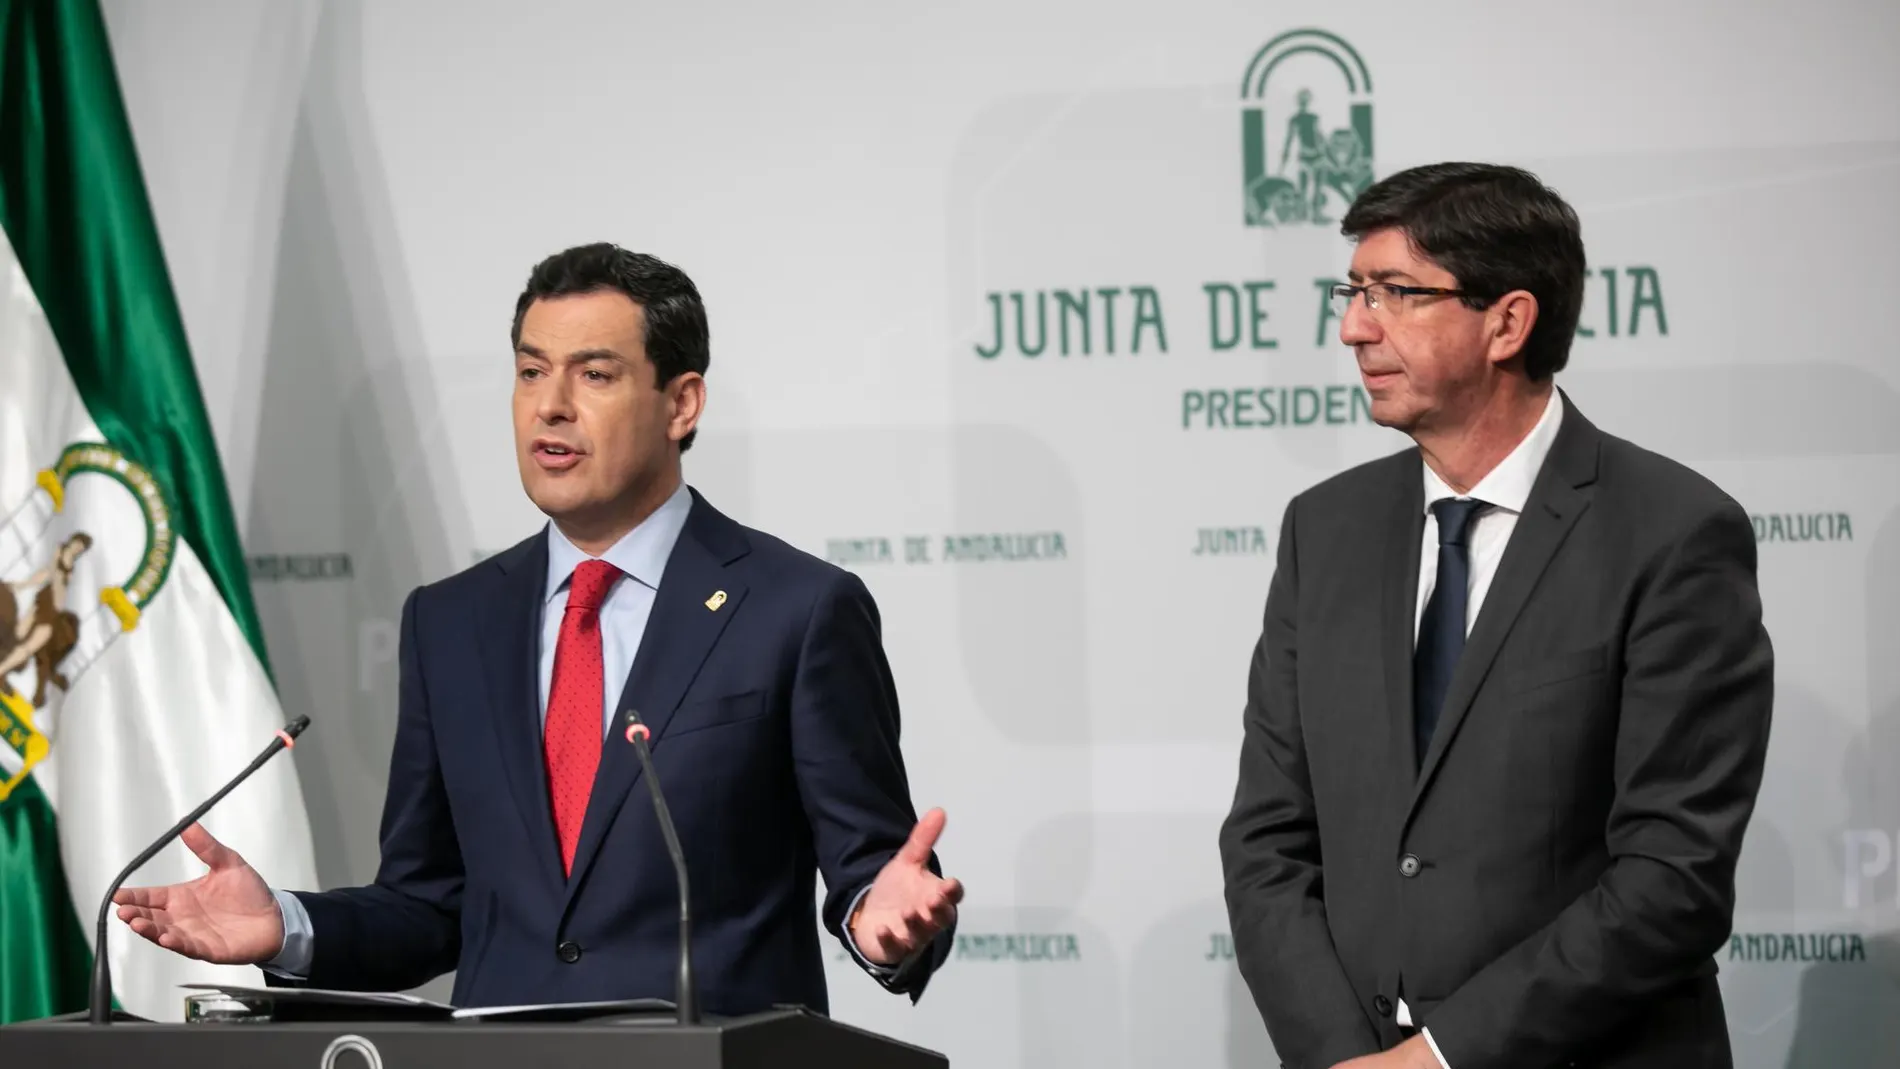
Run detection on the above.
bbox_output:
[1402,389,1564,1068]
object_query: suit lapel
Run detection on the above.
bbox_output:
[479,531,566,882]
[562,491,751,902]
[1407,397,1601,815]
[1381,457,1426,779]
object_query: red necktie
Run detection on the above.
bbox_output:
[545,558,621,876]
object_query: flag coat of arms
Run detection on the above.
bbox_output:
[0,0,318,1022]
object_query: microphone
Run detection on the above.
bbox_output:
[622,708,697,1025]
[89,715,312,1025]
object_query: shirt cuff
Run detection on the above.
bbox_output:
[1421,1027,1451,1069]
[839,885,927,981]
[259,888,314,979]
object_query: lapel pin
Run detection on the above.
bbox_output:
[705,590,727,611]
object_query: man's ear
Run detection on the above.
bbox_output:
[667,372,706,445]
[1485,290,1538,367]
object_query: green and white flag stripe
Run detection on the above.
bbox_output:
[0,0,316,1023]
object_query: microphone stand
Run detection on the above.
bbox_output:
[622,709,697,1025]
[88,716,311,1024]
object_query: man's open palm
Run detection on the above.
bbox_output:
[112,822,284,966]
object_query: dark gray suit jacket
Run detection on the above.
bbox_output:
[1218,395,1773,1069]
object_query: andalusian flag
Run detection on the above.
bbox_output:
[0,0,317,1022]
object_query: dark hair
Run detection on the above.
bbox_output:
[511,243,711,450]
[1340,163,1585,381]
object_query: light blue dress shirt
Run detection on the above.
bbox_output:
[537,482,692,737]
[266,483,893,983]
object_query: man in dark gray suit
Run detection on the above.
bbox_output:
[1218,162,1773,1069]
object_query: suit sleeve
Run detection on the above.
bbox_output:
[789,570,952,999]
[1425,499,1774,1069]
[1219,498,1384,1069]
[265,586,464,993]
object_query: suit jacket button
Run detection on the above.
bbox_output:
[1399,854,1422,878]
[1374,995,1393,1017]
[557,940,582,964]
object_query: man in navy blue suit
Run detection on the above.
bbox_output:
[113,243,961,1014]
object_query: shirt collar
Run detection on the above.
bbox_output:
[544,482,694,605]
[1421,389,1565,516]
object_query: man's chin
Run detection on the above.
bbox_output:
[1365,397,1418,433]
[522,484,594,522]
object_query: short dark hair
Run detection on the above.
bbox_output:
[1340,163,1585,381]
[511,243,710,450]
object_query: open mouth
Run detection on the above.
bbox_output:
[532,440,584,470]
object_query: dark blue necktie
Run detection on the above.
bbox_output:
[1414,498,1486,767]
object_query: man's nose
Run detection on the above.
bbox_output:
[1339,293,1382,346]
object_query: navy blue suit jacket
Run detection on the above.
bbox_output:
[276,490,951,1014]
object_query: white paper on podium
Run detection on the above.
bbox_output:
[179,983,452,1012]
[448,998,677,1021]
[178,984,676,1022]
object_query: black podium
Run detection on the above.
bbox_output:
[0,1006,948,1068]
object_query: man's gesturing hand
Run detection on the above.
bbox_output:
[850,807,962,966]
[111,822,284,965]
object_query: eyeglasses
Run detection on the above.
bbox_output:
[1328,282,1479,318]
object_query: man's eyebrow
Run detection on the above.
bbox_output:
[1346,268,1418,284]
[569,348,627,364]
[514,345,628,364]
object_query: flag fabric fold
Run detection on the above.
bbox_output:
[0,0,318,1023]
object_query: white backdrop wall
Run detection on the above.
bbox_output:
[96,1,1900,1064]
